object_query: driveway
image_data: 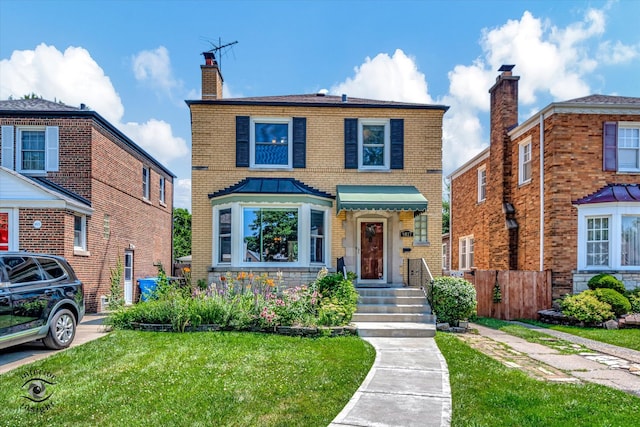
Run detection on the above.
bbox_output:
[0,314,108,375]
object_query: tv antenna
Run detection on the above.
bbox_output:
[203,38,238,71]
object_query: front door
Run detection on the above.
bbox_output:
[0,212,9,251]
[124,250,133,304]
[358,219,386,284]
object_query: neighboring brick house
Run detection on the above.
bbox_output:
[449,65,640,298]
[187,52,447,287]
[0,99,175,311]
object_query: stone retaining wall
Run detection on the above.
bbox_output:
[573,272,640,293]
[130,322,358,337]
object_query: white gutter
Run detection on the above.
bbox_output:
[539,114,544,271]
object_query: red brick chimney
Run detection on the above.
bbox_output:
[201,51,223,100]
[488,64,520,270]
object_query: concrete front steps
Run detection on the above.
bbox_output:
[352,286,436,338]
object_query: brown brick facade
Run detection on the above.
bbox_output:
[0,106,174,312]
[450,68,640,299]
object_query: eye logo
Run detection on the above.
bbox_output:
[22,378,55,402]
[19,369,57,413]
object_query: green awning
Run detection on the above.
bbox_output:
[336,185,428,213]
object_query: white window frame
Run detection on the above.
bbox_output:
[74,215,87,251]
[159,176,166,204]
[310,209,326,264]
[212,202,331,268]
[16,126,59,174]
[142,166,150,200]
[414,213,429,244]
[617,122,640,172]
[358,119,390,170]
[518,137,532,185]
[477,166,486,202]
[250,117,293,169]
[577,203,640,270]
[442,243,448,270]
[459,235,474,271]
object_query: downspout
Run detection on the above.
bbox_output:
[539,114,545,271]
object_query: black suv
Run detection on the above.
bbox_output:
[0,253,85,350]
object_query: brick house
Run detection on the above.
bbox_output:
[448,65,640,298]
[0,99,175,311]
[187,52,447,287]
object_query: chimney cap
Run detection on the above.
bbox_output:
[498,64,515,72]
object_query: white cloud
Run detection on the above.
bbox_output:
[597,40,639,64]
[132,46,181,94]
[0,43,124,123]
[330,49,433,103]
[0,43,188,168]
[173,179,192,210]
[121,119,188,165]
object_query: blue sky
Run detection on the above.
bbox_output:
[1,0,639,210]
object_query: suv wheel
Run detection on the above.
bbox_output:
[43,309,77,350]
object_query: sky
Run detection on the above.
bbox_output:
[1,0,639,211]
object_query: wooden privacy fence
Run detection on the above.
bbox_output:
[465,270,552,320]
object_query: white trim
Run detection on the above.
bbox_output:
[616,122,640,172]
[458,234,474,271]
[74,214,87,251]
[518,137,532,185]
[249,117,293,169]
[477,165,486,203]
[159,176,166,204]
[576,203,640,270]
[447,148,489,180]
[358,118,390,170]
[142,166,150,200]
[0,208,19,251]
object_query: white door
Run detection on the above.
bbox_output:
[357,218,387,284]
[124,250,133,304]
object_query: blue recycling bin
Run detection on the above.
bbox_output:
[138,277,159,301]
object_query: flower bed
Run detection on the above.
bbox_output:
[106,267,359,334]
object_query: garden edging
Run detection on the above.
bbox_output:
[130,322,358,337]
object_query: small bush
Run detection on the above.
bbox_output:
[560,291,615,324]
[592,288,631,317]
[587,274,626,295]
[629,294,640,314]
[430,276,477,326]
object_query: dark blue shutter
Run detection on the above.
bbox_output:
[236,116,250,167]
[390,119,404,169]
[344,118,358,169]
[292,117,306,168]
[603,122,617,171]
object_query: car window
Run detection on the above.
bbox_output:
[2,256,44,284]
[38,257,66,280]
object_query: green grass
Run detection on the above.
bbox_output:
[0,331,374,427]
[519,319,640,352]
[436,333,640,427]
[473,317,588,354]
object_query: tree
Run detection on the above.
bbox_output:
[442,180,450,234]
[173,208,191,260]
[245,209,298,261]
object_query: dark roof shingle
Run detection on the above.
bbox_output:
[573,184,640,205]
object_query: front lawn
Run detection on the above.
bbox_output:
[527,321,640,352]
[436,333,640,427]
[0,331,374,427]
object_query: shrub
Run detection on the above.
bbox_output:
[560,291,615,324]
[430,276,477,326]
[629,294,640,314]
[587,274,626,295]
[592,288,631,317]
[314,272,359,325]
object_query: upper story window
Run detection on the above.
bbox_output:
[1,126,59,174]
[618,125,640,172]
[359,119,390,169]
[477,166,486,202]
[442,243,449,271]
[518,138,532,184]
[142,166,150,200]
[159,176,166,204]
[414,213,428,244]
[250,118,292,168]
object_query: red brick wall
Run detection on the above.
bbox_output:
[1,114,173,312]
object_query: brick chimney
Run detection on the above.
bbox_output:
[488,64,520,270]
[201,51,223,100]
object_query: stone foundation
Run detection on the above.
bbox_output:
[207,266,332,289]
[573,271,640,293]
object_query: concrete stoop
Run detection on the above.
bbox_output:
[352,286,436,338]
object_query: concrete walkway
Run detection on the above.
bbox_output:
[0,314,109,374]
[467,322,640,397]
[329,337,451,427]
